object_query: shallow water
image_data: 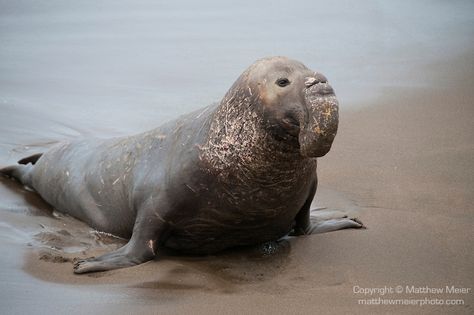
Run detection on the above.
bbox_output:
[1,1,473,149]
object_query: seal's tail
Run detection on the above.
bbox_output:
[0,164,32,185]
[0,153,42,185]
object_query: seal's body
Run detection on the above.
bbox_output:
[1,57,363,273]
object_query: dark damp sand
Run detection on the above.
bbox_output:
[0,53,472,315]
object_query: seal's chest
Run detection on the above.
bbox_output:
[166,168,313,254]
[216,169,312,216]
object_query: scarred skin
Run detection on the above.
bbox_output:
[0,57,363,273]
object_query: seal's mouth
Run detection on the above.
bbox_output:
[298,81,339,158]
[280,116,300,138]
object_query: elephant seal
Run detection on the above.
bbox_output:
[1,56,363,273]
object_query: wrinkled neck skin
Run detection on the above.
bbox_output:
[199,77,315,187]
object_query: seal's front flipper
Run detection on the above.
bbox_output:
[292,202,365,236]
[304,216,364,234]
[74,234,158,274]
[73,243,148,273]
[73,210,166,274]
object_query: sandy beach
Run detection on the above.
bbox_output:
[0,53,471,314]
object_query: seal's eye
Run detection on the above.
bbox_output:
[276,78,291,87]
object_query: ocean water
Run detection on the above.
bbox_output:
[1,0,473,141]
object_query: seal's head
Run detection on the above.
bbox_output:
[243,56,339,158]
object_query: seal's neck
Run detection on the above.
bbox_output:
[199,85,309,181]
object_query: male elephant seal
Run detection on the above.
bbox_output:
[1,56,363,273]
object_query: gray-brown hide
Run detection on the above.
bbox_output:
[1,56,356,274]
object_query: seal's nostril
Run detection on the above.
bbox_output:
[314,72,327,84]
[305,77,317,87]
[305,73,328,87]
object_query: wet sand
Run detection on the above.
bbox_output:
[0,52,472,314]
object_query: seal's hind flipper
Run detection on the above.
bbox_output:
[0,164,33,186]
[18,153,43,165]
[0,165,18,178]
